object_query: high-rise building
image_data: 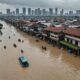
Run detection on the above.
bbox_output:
[28,8,32,16]
[16,8,19,15]
[35,9,38,16]
[32,10,35,16]
[34,8,41,16]
[69,11,73,16]
[22,8,26,15]
[55,8,58,15]
[49,8,53,16]
[76,10,80,15]
[37,8,41,16]
[6,9,11,15]
[60,9,64,16]
[42,9,46,16]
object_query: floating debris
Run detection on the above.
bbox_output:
[13,44,17,48]
[36,40,39,42]
[4,46,6,49]
[42,46,47,50]
[8,36,11,39]
[0,40,2,42]
[22,40,24,43]
[18,39,21,42]
[21,49,24,53]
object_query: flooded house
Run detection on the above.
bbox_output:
[23,22,47,37]
[43,26,80,55]
[43,26,65,45]
[60,28,80,55]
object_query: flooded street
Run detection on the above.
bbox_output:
[0,20,80,80]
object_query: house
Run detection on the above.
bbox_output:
[43,26,65,44]
[60,28,80,55]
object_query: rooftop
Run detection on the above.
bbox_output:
[64,28,80,37]
[44,26,80,37]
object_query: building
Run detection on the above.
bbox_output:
[60,28,80,55]
[55,8,58,16]
[49,8,53,16]
[35,9,38,16]
[37,8,41,16]
[22,8,26,15]
[16,8,19,15]
[28,8,32,16]
[32,10,35,16]
[6,9,11,15]
[60,9,64,16]
[76,10,80,15]
[69,11,73,16]
[43,27,65,44]
[43,26,80,55]
[42,9,47,16]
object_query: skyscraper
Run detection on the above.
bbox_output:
[42,9,46,16]
[60,9,64,16]
[55,8,58,15]
[32,10,35,16]
[76,10,80,15]
[28,8,32,16]
[23,8,26,15]
[37,8,41,16]
[16,8,19,15]
[49,8,53,16]
[6,9,10,15]
[69,11,73,16]
[35,9,38,16]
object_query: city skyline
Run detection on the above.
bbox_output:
[0,0,80,13]
[1,7,79,17]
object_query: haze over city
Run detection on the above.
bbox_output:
[0,0,80,13]
[0,0,80,80]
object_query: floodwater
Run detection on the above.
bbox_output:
[0,20,80,80]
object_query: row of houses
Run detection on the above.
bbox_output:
[4,19,80,56]
[43,27,80,55]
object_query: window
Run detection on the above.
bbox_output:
[75,41,78,46]
[70,39,72,44]
[67,38,69,42]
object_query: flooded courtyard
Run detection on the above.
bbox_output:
[0,20,80,80]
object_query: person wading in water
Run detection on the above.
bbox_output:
[21,49,24,57]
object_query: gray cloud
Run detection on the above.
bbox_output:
[0,0,80,10]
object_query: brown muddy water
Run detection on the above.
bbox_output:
[0,20,80,80]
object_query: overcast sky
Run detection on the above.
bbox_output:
[0,0,80,13]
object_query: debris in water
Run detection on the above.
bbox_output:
[13,44,17,48]
[42,46,47,50]
[22,40,24,43]
[36,40,39,42]
[18,39,21,42]
[0,40,1,42]
[9,36,11,39]
[21,49,24,53]
[4,46,6,49]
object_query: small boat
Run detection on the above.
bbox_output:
[19,56,29,67]
[19,56,28,64]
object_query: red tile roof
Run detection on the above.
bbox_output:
[44,27,80,37]
[64,28,80,37]
[44,27,65,33]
